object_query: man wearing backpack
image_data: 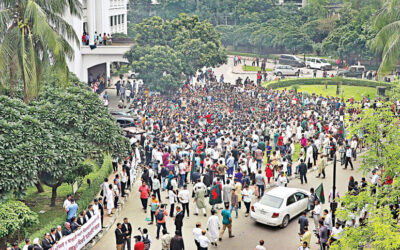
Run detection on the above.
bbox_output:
[155,204,168,239]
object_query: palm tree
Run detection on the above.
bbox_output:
[372,0,400,76]
[0,0,81,103]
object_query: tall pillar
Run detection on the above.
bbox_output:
[87,0,96,45]
[106,61,111,84]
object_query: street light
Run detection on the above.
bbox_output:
[331,154,338,224]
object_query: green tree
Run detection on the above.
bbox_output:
[0,83,130,206]
[332,103,400,249]
[372,0,400,75]
[125,14,226,92]
[0,201,38,248]
[125,45,184,93]
[0,0,81,104]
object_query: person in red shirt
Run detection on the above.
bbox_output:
[277,134,284,147]
[133,236,144,250]
[139,181,150,213]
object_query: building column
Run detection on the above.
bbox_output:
[106,61,111,85]
[87,0,96,45]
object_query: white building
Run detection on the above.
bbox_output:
[65,0,131,83]
[277,0,307,7]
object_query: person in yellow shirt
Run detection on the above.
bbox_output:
[301,226,311,246]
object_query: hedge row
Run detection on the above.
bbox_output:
[262,77,392,89]
[25,154,112,243]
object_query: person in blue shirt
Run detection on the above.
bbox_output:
[67,199,79,223]
[219,203,234,241]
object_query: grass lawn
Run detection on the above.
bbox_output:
[277,84,376,100]
[242,65,273,72]
[21,158,109,241]
[23,184,73,236]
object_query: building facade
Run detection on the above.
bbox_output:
[278,0,307,8]
[66,0,130,83]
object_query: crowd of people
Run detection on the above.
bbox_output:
[82,31,113,46]
[102,65,396,250]
[12,61,394,250]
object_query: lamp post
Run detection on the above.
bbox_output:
[331,154,338,224]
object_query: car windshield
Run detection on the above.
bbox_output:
[259,194,283,209]
[320,59,328,63]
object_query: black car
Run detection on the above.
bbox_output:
[115,116,136,128]
[279,54,305,68]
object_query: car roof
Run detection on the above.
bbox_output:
[114,116,135,120]
[266,187,308,198]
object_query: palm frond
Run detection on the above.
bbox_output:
[44,11,80,46]
[0,27,20,82]
[378,34,400,75]
[0,8,13,36]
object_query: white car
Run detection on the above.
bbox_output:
[273,65,300,76]
[306,57,332,70]
[250,187,310,228]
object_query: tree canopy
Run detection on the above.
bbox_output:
[332,102,400,249]
[124,14,227,92]
[0,82,130,205]
[127,0,400,73]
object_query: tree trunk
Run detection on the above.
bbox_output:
[8,57,17,96]
[50,185,60,207]
[35,181,45,193]
[22,70,28,104]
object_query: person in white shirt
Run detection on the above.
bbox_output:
[206,210,221,246]
[277,172,288,187]
[254,240,266,250]
[22,238,31,250]
[330,222,343,243]
[312,200,321,230]
[178,185,190,218]
[198,230,211,249]
[298,241,310,250]
[192,223,202,248]
[152,176,161,202]
[168,189,177,217]
[323,209,333,232]
[63,195,72,213]
[242,185,253,217]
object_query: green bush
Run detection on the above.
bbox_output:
[227,51,270,59]
[24,154,112,244]
[0,201,38,247]
[263,77,391,89]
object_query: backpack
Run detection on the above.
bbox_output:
[143,235,151,250]
[312,144,318,155]
[156,209,165,221]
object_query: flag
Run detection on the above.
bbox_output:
[171,104,179,110]
[209,184,222,205]
[251,107,259,113]
[315,183,325,204]
[203,114,213,124]
[190,153,196,180]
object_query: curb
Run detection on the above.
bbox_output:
[82,170,140,250]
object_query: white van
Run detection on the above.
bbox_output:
[305,57,332,70]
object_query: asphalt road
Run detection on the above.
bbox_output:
[92,155,365,250]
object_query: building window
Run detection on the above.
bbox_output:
[118,15,121,24]
[114,16,117,26]
[110,16,113,26]
[122,14,125,24]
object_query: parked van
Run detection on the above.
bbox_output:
[305,57,332,70]
[337,65,366,78]
[279,54,305,68]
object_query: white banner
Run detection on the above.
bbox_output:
[51,213,102,250]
